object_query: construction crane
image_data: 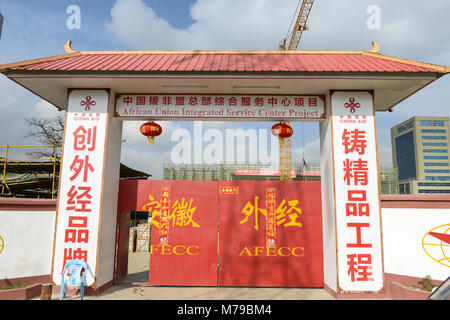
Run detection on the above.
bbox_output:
[278,0,315,181]
[280,0,315,51]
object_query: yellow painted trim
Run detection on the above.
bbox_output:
[362,51,448,73]
[0,52,80,71]
[368,41,380,54]
[78,49,367,55]
[64,40,77,54]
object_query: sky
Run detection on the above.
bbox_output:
[0,0,449,179]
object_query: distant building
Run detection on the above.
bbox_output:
[391,116,450,194]
[379,167,399,194]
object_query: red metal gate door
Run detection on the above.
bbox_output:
[218,181,324,287]
[138,181,219,286]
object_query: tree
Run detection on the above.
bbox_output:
[24,115,65,158]
[24,114,126,158]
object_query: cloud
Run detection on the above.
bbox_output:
[105,0,450,61]
[0,77,47,146]
[120,145,172,179]
[378,145,393,168]
[105,0,298,50]
[34,100,63,119]
[121,120,181,146]
[293,138,320,164]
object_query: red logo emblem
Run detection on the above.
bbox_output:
[80,96,96,111]
[344,97,361,113]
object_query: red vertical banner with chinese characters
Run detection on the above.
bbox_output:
[218,181,323,287]
[52,90,109,286]
[159,187,171,245]
[330,91,384,292]
[265,187,276,248]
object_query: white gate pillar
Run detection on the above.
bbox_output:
[51,89,123,293]
[319,90,385,297]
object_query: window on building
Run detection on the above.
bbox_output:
[419,189,450,194]
[424,156,449,160]
[425,176,450,181]
[399,184,405,194]
[423,142,447,147]
[397,122,413,133]
[423,149,448,153]
[424,162,449,167]
[395,132,417,181]
[422,136,447,140]
[418,182,450,187]
[420,120,445,127]
[405,183,410,194]
[421,129,446,134]
[424,169,450,173]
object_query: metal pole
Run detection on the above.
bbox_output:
[0,13,3,40]
[51,144,57,199]
[2,145,8,195]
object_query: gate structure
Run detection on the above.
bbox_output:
[1,42,448,297]
[118,179,323,287]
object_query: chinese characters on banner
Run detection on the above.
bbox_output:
[142,190,201,232]
[219,186,239,194]
[240,194,303,231]
[331,91,384,292]
[115,94,325,121]
[52,90,109,286]
[265,187,277,248]
[159,187,171,245]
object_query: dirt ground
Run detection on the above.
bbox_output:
[34,252,336,300]
[119,251,151,283]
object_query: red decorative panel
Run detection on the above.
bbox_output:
[218,181,324,287]
[138,181,219,286]
[117,179,324,287]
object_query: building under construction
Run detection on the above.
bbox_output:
[0,145,151,198]
[163,163,319,181]
[163,163,398,194]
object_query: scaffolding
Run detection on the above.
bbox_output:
[0,144,59,199]
[379,167,399,194]
[162,163,398,193]
[162,163,320,182]
[0,144,151,199]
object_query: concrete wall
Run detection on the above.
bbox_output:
[0,198,56,282]
[0,195,448,288]
[381,195,450,282]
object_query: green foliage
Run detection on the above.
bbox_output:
[0,278,26,290]
[408,275,437,292]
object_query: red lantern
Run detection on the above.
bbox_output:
[271,122,293,138]
[140,121,162,144]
